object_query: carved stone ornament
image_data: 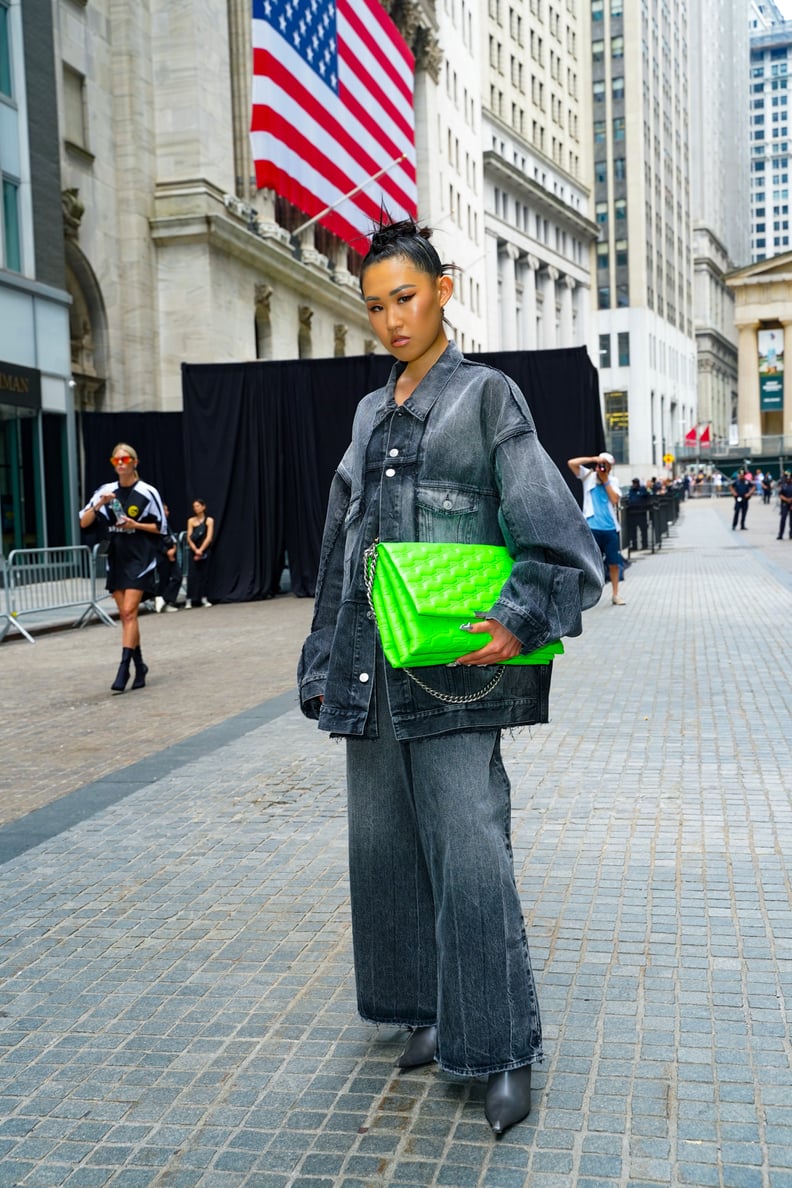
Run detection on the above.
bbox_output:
[299,305,314,329]
[62,188,85,240]
[334,323,348,356]
[391,0,422,44]
[255,283,273,313]
[414,26,442,82]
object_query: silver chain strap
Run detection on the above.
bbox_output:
[363,540,505,705]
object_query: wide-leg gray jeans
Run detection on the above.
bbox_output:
[345,664,543,1077]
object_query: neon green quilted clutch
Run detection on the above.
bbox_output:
[363,541,564,669]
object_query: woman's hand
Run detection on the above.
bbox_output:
[455,618,522,665]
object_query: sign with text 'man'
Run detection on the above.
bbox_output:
[0,361,41,411]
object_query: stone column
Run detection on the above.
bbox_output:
[782,319,792,441]
[736,320,761,449]
[499,243,519,351]
[560,275,575,346]
[485,230,500,348]
[540,266,559,350]
[575,282,591,350]
[524,256,539,350]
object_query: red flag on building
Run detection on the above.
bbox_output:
[250,0,418,253]
[699,425,711,447]
[685,426,698,445]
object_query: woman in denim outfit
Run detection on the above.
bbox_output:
[298,219,603,1134]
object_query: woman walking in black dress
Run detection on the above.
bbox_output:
[80,443,166,691]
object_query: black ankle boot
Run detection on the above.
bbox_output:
[485,1065,532,1135]
[111,647,133,693]
[131,646,148,690]
[395,1025,437,1069]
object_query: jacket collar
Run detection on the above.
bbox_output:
[376,339,464,424]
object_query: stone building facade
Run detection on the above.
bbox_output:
[54,0,597,425]
[726,251,792,455]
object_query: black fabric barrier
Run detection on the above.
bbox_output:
[180,347,604,604]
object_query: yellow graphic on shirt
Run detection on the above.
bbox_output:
[126,505,140,519]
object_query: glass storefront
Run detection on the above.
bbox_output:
[0,363,71,554]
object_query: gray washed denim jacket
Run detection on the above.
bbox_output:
[297,342,604,739]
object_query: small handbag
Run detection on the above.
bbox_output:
[363,540,562,703]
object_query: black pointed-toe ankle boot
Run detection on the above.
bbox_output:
[395,1025,438,1069]
[131,646,148,690]
[111,647,134,693]
[485,1065,533,1136]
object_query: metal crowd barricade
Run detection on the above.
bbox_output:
[622,491,682,557]
[0,546,116,644]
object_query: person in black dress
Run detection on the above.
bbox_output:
[79,443,167,691]
[186,499,215,608]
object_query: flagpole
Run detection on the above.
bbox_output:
[292,154,407,239]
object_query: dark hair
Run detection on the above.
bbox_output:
[360,215,452,291]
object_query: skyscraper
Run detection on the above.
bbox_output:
[749,0,792,262]
[590,0,697,473]
[690,0,750,451]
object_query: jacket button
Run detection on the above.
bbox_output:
[389,447,399,457]
[385,468,396,477]
[359,672,370,682]
[443,499,453,509]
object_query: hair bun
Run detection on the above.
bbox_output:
[369,217,430,252]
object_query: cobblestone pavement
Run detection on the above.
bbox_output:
[1,495,792,1187]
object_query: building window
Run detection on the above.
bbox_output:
[0,1,12,97]
[615,197,627,220]
[617,331,630,366]
[597,242,609,270]
[595,159,607,183]
[613,116,625,140]
[611,35,624,58]
[592,0,604,19]
[615,238,628,267]
[611,0,623,14]
[612,76,624,102]
[596,201,608,224]
[594,119,606,141]
[613,156,626,179]
[593,79,605,103]
[616,282,629,307]
[63,64,88,150]
[598,285,611,309]
[2,176,20,271]
[599,333,611,367]
[593,39,605,63]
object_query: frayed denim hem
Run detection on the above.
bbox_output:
[438,1052,544,1079]
[361,1014,437,1031]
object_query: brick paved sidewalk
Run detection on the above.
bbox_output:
[1,500,791,1186]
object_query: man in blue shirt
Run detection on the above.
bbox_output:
[568,452,625,605]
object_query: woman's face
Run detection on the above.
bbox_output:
[362,256,453,368]
[111,448,137,478]
[193,501,206,516]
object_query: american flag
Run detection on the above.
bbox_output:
[250,0,418,253]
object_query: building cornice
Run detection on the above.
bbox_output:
[149,181,367,319]
[726,271,792,288]
[483,151,599,243]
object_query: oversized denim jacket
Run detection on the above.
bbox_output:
[297,342,604,740]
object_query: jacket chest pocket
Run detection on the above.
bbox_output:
[416,484,480,543]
